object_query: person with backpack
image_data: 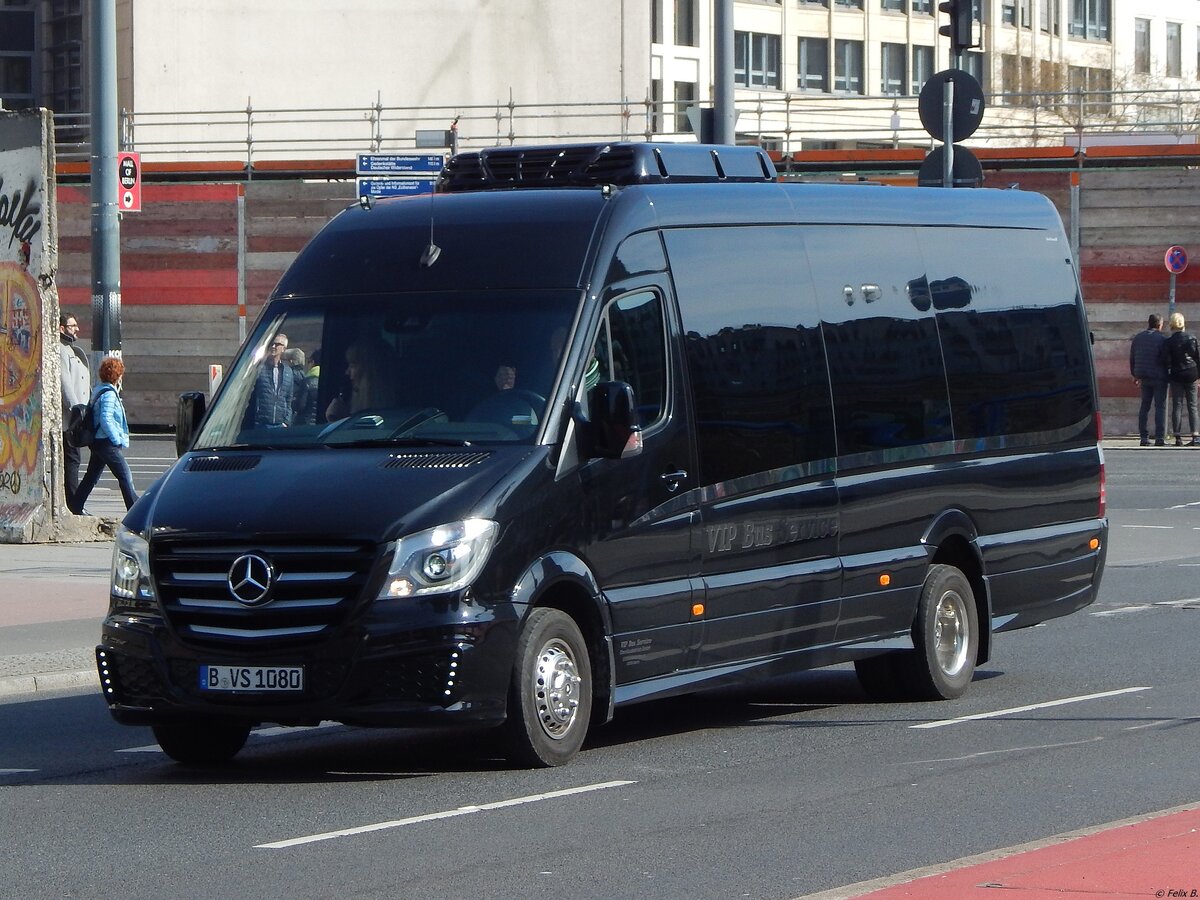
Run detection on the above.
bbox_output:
[70,357,139,515]
[1163,312,1200,446]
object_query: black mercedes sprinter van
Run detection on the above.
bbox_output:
[97,143,1107,767]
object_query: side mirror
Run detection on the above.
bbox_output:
[577,381,643,460]
[176,391,207,457]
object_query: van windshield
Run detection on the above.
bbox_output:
[192,290,579,450]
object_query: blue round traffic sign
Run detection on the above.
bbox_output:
[1165,245,1188,275]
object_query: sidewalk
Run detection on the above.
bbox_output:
[0,541,110,696]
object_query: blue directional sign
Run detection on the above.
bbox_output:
[356,177,436,199]
[356,154,445,175]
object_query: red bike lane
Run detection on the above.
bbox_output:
[807,803,1200,900]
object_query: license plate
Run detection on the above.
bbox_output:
[199,664,304,692]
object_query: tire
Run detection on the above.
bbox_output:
[502,608,592,768]
[899,563,979,701]
[152,720,251,765]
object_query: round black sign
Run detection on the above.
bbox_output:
[119,156,138,189]
[917,145,984,189]
[918,70,986,143]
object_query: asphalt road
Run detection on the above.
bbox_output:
[2,444,1198,900]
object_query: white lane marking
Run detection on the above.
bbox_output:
[904,736,1103,764]
[1120,524,1174,529]
[1168,500,1200,509]
[116,721,340,753]
[1091,605,1148,617]
[256,780,637,850]
[1155,598,1200,606]
[0,768,38,775]
[911,686,1152,729]
[1123,719,1183,732]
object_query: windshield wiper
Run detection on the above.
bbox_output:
[326,437,473,449]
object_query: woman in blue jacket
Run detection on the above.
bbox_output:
[70,357,139,515]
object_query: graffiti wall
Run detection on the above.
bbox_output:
[0,109,62,541]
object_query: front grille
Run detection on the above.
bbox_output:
[381,451,491,470]
[152,539,377,645]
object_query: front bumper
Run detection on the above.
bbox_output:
[96,599,518,729]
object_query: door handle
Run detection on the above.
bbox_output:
[660,469,688,492]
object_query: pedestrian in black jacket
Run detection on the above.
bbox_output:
[1130,314,1168,445]
[1163,312,1200,446]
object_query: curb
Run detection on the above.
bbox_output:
[0,669,99,698]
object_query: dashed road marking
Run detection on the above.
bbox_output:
[911,687,1152,729]
[255,780,637,849]
[0,768,37,775]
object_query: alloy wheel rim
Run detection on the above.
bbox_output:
[532,638,581,740]
[934,590,969,677]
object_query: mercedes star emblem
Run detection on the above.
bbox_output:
[227,554,274,606]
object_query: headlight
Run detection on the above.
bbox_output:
[111,524,156,603]
[379,518,498,599]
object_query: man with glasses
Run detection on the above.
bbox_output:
[248,332,296,427]
[59,313,90,505]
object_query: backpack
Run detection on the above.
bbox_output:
[65,401,96,449]
[65,384,114,448]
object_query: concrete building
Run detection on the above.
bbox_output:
[1,1,1198,155]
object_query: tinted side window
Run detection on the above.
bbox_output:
[805,225,952,456]
[918,227,1093,440]
[587,291,668,427]
[664,226,835,485]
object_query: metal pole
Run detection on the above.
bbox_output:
[942,78,954,187]
[713,0,735,145]
[237,190,247,344]
[89,0,121,363]
[1169,272,1177,323]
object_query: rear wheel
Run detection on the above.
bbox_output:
[152,720,251,765]
[502,608,592,767]
[902,564,979,700]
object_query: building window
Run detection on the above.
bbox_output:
[1019,0,1031,28]
[912,45,934,94]
[1002,0,1015,25]
[1166,22,1182,77]
[1040,0,1059,34]
[1069,0,1109,41]
[881,43,906,94]
[674,81,696,133]
[962,50,985,90]
[834,39,864,94]
[735,31,781,89]
[834,0,864,9]
[650,78,663,132]
[798,37,829,91]
[911,0,931,13]
[881,0,904,12]
[675,0,698,47]
[1134,18,1150,75]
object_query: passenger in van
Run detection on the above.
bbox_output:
[282,348,309,424]
[248,332,296,427]
[1163,312,1200,446]
[325,337,400,420]
[1130,314,1168,446]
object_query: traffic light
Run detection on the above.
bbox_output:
[939,0,976,57]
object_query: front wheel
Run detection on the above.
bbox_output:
[502,608,592,767]
[903,563,979,700]
[152,720,251,765]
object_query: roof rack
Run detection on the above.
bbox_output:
[436,142,777,192]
